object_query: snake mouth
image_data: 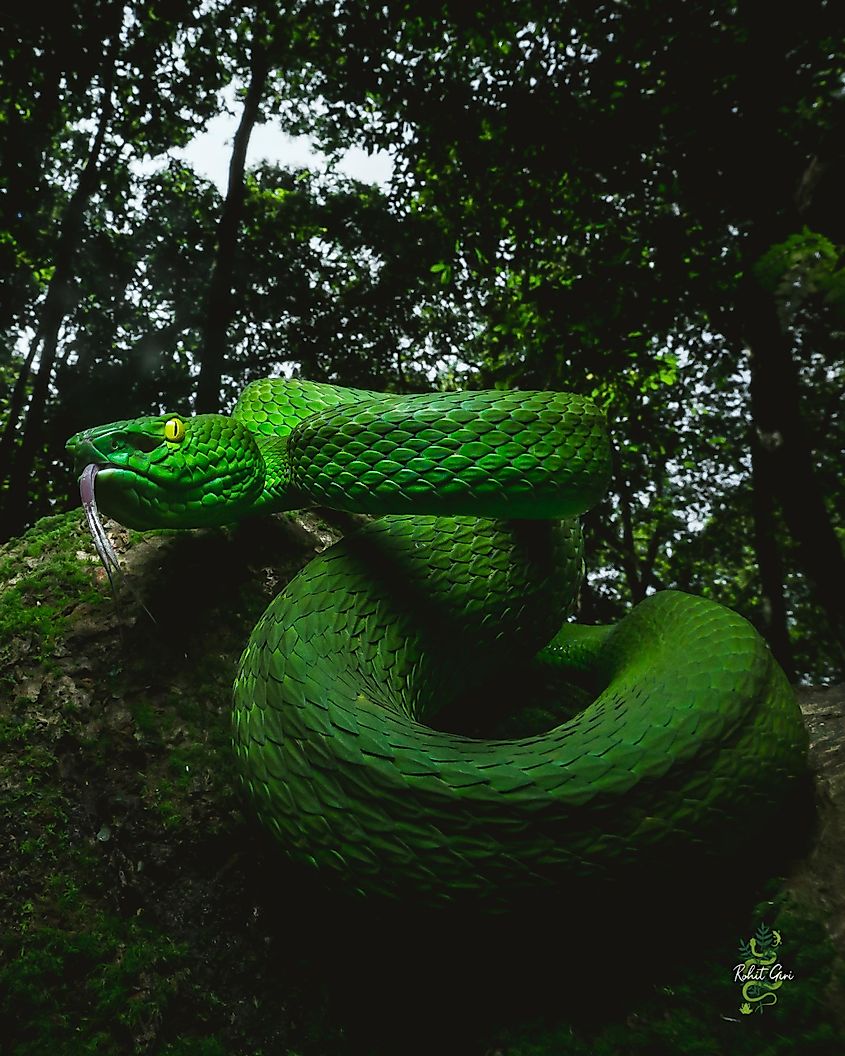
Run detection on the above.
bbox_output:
[78,460,118,500]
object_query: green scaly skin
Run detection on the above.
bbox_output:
[67,379,809,908]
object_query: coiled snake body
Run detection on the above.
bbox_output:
[67,379,808,907]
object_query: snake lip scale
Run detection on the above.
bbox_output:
[67,379,810,909]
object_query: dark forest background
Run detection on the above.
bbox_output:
[1,0,844,682]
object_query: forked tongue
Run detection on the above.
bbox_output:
[80,464,122,592]
[79,464,157,625]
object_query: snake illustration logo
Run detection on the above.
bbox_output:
[734,924,794,1014]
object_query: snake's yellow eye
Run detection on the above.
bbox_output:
[164,417,186,443]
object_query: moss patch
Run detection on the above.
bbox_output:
[0,512,106,690]
[1,510,348,1055]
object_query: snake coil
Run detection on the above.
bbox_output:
[67,378,809,908]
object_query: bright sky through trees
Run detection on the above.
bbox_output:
[171,87,394,191]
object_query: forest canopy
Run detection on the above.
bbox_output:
[1,0,843,682]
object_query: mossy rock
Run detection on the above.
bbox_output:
[1,510,843,1055]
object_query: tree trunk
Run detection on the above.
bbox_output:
[743,279,845,655]
[0,325,42,486]
[749,434,796,679]
[0,15,122,541]
[0,62,62,330]
[195,35,271,414]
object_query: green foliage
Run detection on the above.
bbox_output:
[279,0,845,679]
[1,7,844,657]
[754,229,845,321]
[755,921,774,948]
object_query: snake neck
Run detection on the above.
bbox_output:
[248,432,305,515]
[232,378,374,517]
[281,391,611,520]
[232,382,612,523]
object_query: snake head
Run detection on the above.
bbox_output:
[66,413,267,529]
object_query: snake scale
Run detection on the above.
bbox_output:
[67,378,809,908]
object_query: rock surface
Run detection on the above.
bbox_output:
[789,683,845,1023]
[1,510,843,1055]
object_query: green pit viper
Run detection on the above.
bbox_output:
[66,378,809,908]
